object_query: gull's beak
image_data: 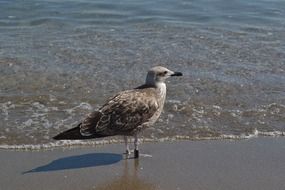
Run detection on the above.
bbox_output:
[171,71,183,77]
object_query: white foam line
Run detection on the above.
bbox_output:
[0,130,284,150]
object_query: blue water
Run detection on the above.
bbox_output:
[0,0,284,148]
[1,0,284,27]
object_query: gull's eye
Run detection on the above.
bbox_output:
[158,71,168,77]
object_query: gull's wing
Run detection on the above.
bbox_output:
[80,88,159,136]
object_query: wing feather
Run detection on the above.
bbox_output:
[79,89,159,136]
[80,111,102,136]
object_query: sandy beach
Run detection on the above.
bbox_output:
[1,137,285,190]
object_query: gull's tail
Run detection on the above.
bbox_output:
[53,124,107,140]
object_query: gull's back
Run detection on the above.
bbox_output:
[79,86,161,136]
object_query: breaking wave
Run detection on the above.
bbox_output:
[1,129,284,151]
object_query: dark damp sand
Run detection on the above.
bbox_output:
[1,137,285,190]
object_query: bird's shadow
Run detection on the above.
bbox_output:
[23,153,123,174]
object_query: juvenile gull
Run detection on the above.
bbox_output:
[53,66,182,158]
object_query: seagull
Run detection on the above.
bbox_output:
[53,66,182,158]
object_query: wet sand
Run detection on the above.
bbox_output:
[1,137,285,190]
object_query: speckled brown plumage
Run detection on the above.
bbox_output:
[80,87,160,137]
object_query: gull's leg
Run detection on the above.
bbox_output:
[134,134,139,158]
[124,136,130,155]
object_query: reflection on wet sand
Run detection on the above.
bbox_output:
[96,159,156,190]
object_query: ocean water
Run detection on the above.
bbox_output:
[0,0,284,149]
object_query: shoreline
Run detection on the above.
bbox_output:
[1,137,285,190]
[1,129,285,151]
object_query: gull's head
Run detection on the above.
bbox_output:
[146,66,183,85]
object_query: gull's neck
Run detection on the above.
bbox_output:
[145,79,166,91]
[145,74,166,98]
[155,81,166,91]
[155,81,166,104]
